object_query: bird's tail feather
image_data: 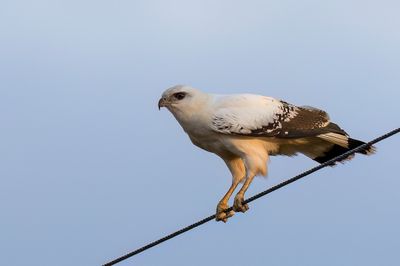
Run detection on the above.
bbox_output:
[347,138,376,155]
[313,134,375,164]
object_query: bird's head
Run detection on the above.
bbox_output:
[158,85,209,118]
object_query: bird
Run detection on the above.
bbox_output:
[158,85,375,222]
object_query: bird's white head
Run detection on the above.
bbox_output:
[158,85,209,120]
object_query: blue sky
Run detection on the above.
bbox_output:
[1,1,399,265]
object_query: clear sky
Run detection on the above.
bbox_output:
[1,1,399,265]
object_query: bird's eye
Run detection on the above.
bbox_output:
[173,92,186,100]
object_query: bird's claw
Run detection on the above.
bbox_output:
[216,203,234,223]
[233,194,249,213]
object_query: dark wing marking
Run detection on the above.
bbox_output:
[245,102,347,138]
[212,100,347,138]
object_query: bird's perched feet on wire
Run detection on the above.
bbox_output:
[216,201,234,223]
[233,193,249,213]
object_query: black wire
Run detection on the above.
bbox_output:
[103,128,400,266]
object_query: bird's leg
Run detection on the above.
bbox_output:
[233,173,255,213]
[216,180,240,223]
[216,157,245,222]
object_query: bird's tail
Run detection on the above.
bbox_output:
[313,133,376,164]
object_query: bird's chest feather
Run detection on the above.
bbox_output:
[181,120,227,154]
[174,111,232,155]
[187,132,224,153]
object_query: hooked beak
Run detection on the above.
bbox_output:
[158,98,167,110]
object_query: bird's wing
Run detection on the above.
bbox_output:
[210,94,347,138]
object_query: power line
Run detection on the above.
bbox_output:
[103,127,400,266]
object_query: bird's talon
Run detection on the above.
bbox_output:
[216,203,234,222]
[233,194,249,213]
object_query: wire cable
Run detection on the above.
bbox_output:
[103,127,399,266]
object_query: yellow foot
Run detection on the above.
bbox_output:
[233,194,249,213]
[216,202,234,223]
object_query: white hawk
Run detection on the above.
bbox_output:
[158,85,375,222]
